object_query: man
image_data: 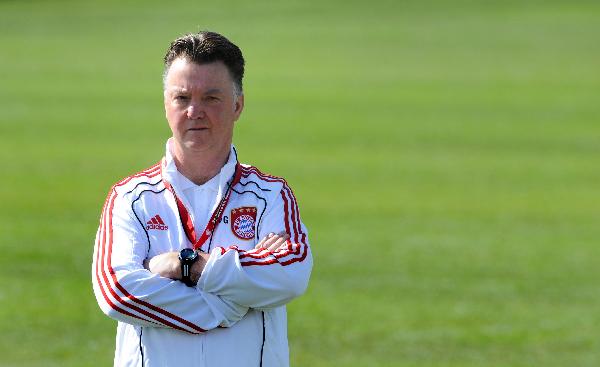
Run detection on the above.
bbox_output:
[92,31,312,367]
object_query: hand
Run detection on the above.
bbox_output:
[254,232,290,252]
[144,251,210,285]
[144,252,180,279]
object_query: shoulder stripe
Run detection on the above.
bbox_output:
[114,162,162,188]
[240,165,284,183]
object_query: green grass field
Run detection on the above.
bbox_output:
[1,0,599,365]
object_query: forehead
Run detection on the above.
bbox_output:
[164,58,233,91]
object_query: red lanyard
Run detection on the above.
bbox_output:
[163,162,242,251]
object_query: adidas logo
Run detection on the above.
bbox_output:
[146,215,168,231]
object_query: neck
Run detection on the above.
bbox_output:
[171,142,230,185]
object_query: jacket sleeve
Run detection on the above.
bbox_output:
[92,187,248,334]
[197,181,313,310]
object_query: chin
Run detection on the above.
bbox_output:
[183,141,210,151]
[180,137,230,155]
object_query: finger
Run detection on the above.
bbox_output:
[267,238,288,252]
[261,233,283,248]
[255,232,275,249]
[255,238,265,249]
[267,234,290,252]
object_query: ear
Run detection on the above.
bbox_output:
[164,90,170,119]
[233,94,245,120]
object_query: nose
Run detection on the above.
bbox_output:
[186,103,205,120]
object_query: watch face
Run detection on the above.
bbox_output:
[179,248,197,261]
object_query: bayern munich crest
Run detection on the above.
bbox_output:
[231,206,257,240]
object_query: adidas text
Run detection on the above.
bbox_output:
[147,224,169,231]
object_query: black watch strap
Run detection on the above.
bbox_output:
[181,263,195,287]
[179,248,199,287]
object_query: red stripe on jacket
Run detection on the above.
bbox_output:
[95,164,206,334]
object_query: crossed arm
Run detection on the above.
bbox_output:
[93,185,311,333]
[144,232,291,284]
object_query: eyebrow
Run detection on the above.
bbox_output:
[168,87,188,94]
[205,88,223,95]
[168,87,223,95]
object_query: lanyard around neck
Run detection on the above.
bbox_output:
[164,163,242,251]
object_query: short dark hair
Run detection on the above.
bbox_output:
[163,31,245,95]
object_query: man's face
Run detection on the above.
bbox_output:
[163,58,244,154]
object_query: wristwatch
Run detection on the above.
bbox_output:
[179,248,199,287]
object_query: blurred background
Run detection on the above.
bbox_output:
[1,0,599,366]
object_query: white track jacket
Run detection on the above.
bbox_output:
[92,143,312,366]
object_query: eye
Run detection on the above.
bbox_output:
[205,96,220,102]
[174,95,189,101]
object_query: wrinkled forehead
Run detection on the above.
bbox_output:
[164,58,232,84]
